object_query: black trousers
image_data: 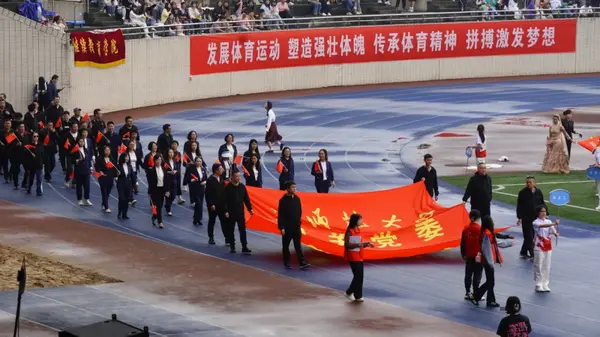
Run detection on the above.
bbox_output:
[118,181,133,217]
[165,178,177,212]
[43,150,56,181]
[566,140,572,159]
[193,187,205,222]
[228,213,248,248]
[99,177,113,209]
[27,169,43,194]
[315,179,330,193]
[150,187,166,224]
[1,153,9,181]
[59,148,67,171]
[464,258,483,293]
[282,228,306,265]
[75,173,91,200]
[279,180,286,191]
[64,156,74,183]
[10,158,21,188]
[207,208,227,240]
[471,203,491,218]
[474,263,496,304]
[346,261,364,299]
[520,218,535,257]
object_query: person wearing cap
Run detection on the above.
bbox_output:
[496,296,532,337]
[157,124,173,159]
[460,209,483,301]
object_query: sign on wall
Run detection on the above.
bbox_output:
[70,30,126,69]
[189,19,576,76]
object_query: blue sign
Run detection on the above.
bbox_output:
[586,166,600,180]
[465,147,473,158]
[548,189,571,206]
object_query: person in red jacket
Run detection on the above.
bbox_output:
[461,209,483,300]
[471,215,503,308]
[343,213,374,303]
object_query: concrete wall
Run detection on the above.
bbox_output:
[0,7,70,112]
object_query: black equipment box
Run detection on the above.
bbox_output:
[58,314,149,337]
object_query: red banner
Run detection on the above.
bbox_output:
[245,181,505,260]
[190,19,576,75]
[70,30,126,69]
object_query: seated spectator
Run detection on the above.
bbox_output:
[260,0,283,28]
[104,0,118,16]
[344,0,356,14]
[209,14,234,33]
[309,0,322,15]
[51,15,67,32]
[128,10,151,38]
[188,1,202,20]
[276,0,292,18]
[320,0,331,15]
[238,13,255,31]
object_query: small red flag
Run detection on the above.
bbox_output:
[5,133,16,144]
[276,160,284,174]
[175,153,181,163]
[69,171,74,180]
[38,121,44,129]
[234,155,243,165]
[94,171,103,178]
[152,205,157,215]
[183,153,190,165]
[82,113,90,122]
[121,131,130,139]
[242,166,250,176]
[224,180,230,186]
[147,156,155,168]
[55,118,61,128]
[191,174,198,181]
[117,144,126,155]
[95,131,103,143]
[215,159,221,165]
[25,144,35,150]
[106,161,114,169]
[43,135,50,145]
[64,139,70,150]
[71,144,80,153]
[313,161,321,172]
[163,163,170,170]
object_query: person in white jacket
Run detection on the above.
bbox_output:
[532,206,559,293]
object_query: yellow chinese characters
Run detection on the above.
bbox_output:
[79,38,87,53]
[328,232,345,246]
[306,208,330,229]
[103,39,109,56]
[110,39,119,54]
[88,38,95,55]
[382,214,402,229]
[72,38,80,53]
[342,210,368,227]
[414,211,444,242]
[370,232,401,248]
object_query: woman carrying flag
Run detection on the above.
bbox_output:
[311,149,335,193]
[243,139,261,166]
[218,133,237,182]
[183,141,202,204]
[243,154,262,188]
[24,132,44,196]
[72,137,93,206]
[95,146,117,213]
[276,147,294,191]
[147,154,170,229]
[170,141,185,205]
[183,156,208,226]
[142,141,159,199]
[470,215,502,308]
[164,149,179,216]
[126,139,143,196]
[39,121,58,183]
[116,152,134,220]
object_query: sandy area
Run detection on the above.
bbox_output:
[0,244,121,291]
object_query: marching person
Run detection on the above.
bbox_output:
[157,124,173,158]
[164,148,179,216]
[73,137,93,206]
[561,109,582,159]
[126,137,143,196]
[242,139,261,166]
[11,124,27,190]
[183,156,208,226]
[25,132,44,196]
[311,148,335,193]
[497,296,532,337]
[63,122,79,187]
[516,176,547,260]
[264,101,283,152]
[470,215,502,308]
[224,170,253,254]
[413,153,439,200]
[57,112,71,172]
[142,141,159,176]
[183,141,202,204]
[468,124,487,164]
[278,180,310,270]
[243,154,263,188]
[532,206,559,292]
[218,133,237,182]
[1,119,14,183]
[460,209,483,301]
[170,141,185,204]
[206,163,227,245]
[183,130,200,154]
[116,152,134,220]
[344,213,374,302]
[277,147,294,190]
[147,154,170,229]
[39,121,58,183]
[119,116,141,141]
[95,146,116,213]
[462,163,492,217]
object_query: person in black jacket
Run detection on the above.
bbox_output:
[39,121,58,182]
[147,155,171,229]
[243,154,263,188]
[224,170,254,254]
[462,163,493,217]
[43,96,64,126]
[206,163,226,245]
[561,109,582,159]
[183,156,208,226]
[311,149,335,193]
[116,152,134,220]
[73,137,93,206]
[25,132,44,196]
[278,147,294,190]
[119,116,141,142]
[156,124,173,158]
[278,181,310,270]
[57,111,71,172]
[413,153,439,200]
[23,104,38,133]
[95,146,117,213]
[516,176,547,260]
[497,296,532,337]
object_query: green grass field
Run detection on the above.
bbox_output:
[441,171,600,225]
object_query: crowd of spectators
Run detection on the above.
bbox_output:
[464,0,596,19]
[17,0,69,32]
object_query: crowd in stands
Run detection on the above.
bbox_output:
[465,0,596,19]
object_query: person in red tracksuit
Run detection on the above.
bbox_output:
[344,213,374,303]
[461,209,483,301]
[471,215,503,308]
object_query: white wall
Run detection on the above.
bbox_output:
[3,15,600,113]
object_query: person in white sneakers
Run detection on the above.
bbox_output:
[532,206,559,292]
[594,144,600,210]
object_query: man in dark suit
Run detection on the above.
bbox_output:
[462,163,493,217]
[73,136,93,206]
[516,176,547,260]
[278,180,310,270]
[561,109,582,159]
[206,163,227,246]
[157,124,173,158]
[224,170,254,254]
[413,153,439,200]
[43,96,64,125]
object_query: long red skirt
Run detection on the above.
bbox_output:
[265,122,283,143]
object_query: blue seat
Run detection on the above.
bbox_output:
[67,20,85,27]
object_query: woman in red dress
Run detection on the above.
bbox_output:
[264,101,283,152]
